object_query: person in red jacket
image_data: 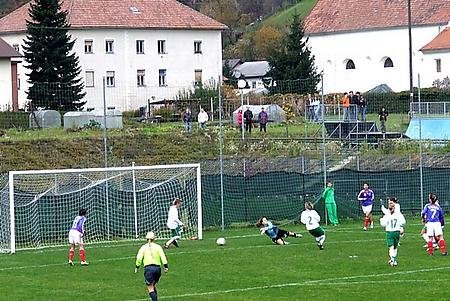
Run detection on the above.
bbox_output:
[237,109,243,133]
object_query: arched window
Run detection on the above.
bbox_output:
[346,59,355,69]
[384,57,394,68]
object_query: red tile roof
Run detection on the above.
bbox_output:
[0,37,21,57]
[421,28,450,51]
[0,0,227,33]
[305,0,450,34]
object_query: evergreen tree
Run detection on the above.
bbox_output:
[23,0,85,111]
[265,13,320,94]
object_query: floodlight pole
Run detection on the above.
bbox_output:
[321,72,328,225]
[418,74,424,209]
[102,77,110,238]
[240,89,244,140]
[218,76,225,231]
[408,0,414,103]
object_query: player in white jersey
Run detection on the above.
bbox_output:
[380,199,406,266]
[300,202,325,250]
[68,208,88,266]
[381,197,404,237]
[164,198,184,249]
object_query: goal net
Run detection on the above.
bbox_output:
[0,164,201,253]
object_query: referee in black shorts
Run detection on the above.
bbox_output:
[135,231,169,301]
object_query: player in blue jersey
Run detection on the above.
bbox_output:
[357,183,375,231]
[256,217,302,245]
[421,193,447,256]
[68,208,88,266]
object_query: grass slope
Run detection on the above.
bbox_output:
[1,220,449,300]
[262,0,318,29]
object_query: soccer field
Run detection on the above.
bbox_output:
[0,219,449,301]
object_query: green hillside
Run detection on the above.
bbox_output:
[262,0,318,29]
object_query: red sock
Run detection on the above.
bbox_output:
[364,217,369,227]
[439,239,447,254]
[69,249,74,261]
[427,241,434,255]
[79,249,86,262]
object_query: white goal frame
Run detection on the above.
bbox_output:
[5,163,202,253]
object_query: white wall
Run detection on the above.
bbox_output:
[0,28,223,111]
[307,25,444,93]
[420,51,450,87]
[0,58,12,110]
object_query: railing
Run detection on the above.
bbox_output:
[410,102,450,118]
[305,104,364,122]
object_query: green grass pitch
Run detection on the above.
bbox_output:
[1,219,449,300]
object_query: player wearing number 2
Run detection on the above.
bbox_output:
[300,202,326,250]
[421,193,447,256]
[68,208,88,266]
[380,199,406,266]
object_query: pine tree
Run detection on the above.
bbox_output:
[265,13,320,94]
[23,0,85,110]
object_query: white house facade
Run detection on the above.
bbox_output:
[304,0,450,94]
[420,28,450,86]
[0,0,226,111]
[0,37,21,111]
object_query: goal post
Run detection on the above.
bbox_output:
[1,163,202,253]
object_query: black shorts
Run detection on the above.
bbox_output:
[144,265,161,285]
[271,229,289,242]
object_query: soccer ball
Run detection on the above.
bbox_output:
[216,237,226,246]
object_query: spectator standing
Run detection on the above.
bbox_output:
[182,108,192,133]
[359,95,367,121]
[237,109,243,133]
[243,107,253,133]
[350,91,360,121]
[258,107,268,132]
[342,92,350,121]
[197,108,208,130]
[378,107,389,133]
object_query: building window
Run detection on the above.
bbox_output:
[384,57,394,68]
[106,71,115,87]
[17,74,20,90]
[157,40,166,54]
[84,40,93,53]
[252,81,257,89]
[137,69,145,86]
[105,40,114,53]
[159,69,167,86]
[85,71,94,87]
[436,59,442,73]
[12,44,19,52]
[194,40,202,54]
[194,69,202,86]
[345,59,355,69]
[136,40,144,54]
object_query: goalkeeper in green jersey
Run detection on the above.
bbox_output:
[321,180,339,226]
[135,231,169,301]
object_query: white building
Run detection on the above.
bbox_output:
[420,27,450,85]
[0,37,21,111]
[304,0,450,93]
[232,60,270,94]
[0,0,226,111]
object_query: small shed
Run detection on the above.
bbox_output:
[64,108,123,129]
[232,104,286,124]
[63,111,95,129]
[29,110,61,129]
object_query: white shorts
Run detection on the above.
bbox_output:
[68,229,83,245]
[362,204,373,215]
[426,222,443,237]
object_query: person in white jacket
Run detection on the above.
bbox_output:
[164,198,183,248]
[197,108,209,130]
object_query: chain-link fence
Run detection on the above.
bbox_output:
[1,76,450,228]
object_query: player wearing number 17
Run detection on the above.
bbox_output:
[421,193,447,256]
[380,199,406,266]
